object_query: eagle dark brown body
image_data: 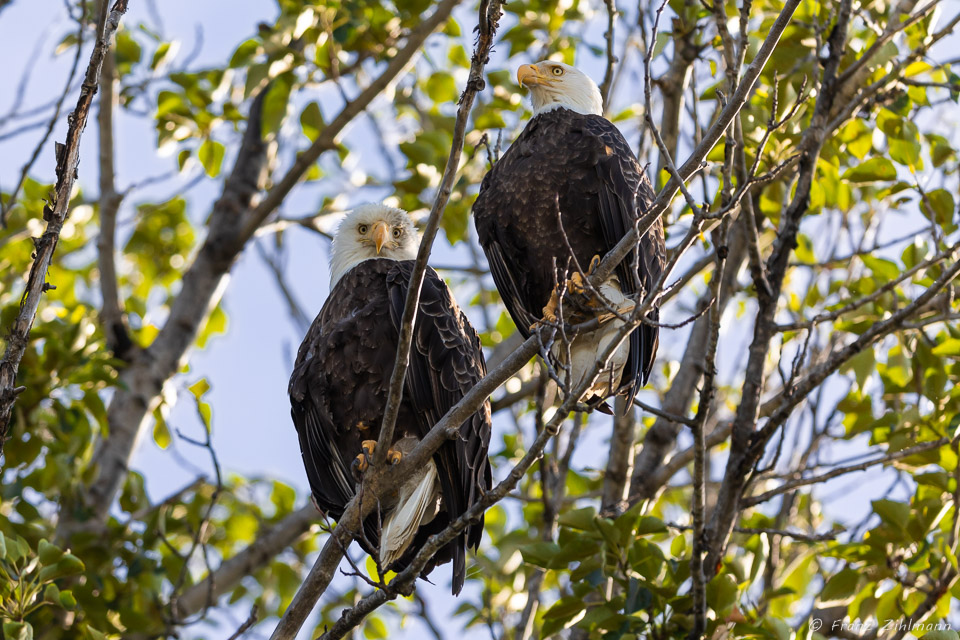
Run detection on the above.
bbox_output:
[288,259,491,594]
[473,107,665,403]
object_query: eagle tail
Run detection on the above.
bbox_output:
[380,459,439,569]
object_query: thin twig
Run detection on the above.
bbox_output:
[0,0,129,451]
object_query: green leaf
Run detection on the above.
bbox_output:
[153,412,171,449]
[59,589,77,610]
[364,617,388,639]
[3,622,33,640]
[262,76,292,136]
[198,139,225,178]
[37,553,85,582]
[861,255,899,282]
[189,378,211,399]
[820,568,860,603]
[43,583,60,603]
[299,101,324,142]
[670,534,686,558]
[520,541,562,568]
[932,339,960,357]
[635,516,668,536]
[230,39,260,68]
[115,30,142,66]
[558,507,596,531]
[426,72,458,103]
[921,189,955,227]
[271,480,296,513]
[37,539,64,565]
[151,42,172,70]
[873,499,910,531]
[706,573,739,614]
[842,158,897,183]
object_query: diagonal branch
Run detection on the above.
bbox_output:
[372,0,502,467]
[239,0,462,243]
[591,0,802,288]
[0,0,130,455]
[268,4,504,634]
[702,0,856,577]
[0,0,86,227]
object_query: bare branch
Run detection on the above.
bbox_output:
[742,438,950,508]
[592,0,803,288]
[95,43,132,357]
[372,0,503,468]
[0,0,86,227]
[173,505,316,620]
[0,0,129,453]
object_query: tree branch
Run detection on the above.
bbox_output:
[742,438,950,508]
[372,0,502,467]
[0,0,129,454]
[591,0,802,288]
[702,0,854,578]
[95,43,131,358]
[173,505,316,621]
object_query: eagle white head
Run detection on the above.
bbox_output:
[329,204,419,286]
[517,61,603,117]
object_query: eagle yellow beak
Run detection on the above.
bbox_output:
[372,221,390,254]
[517,64,548,88]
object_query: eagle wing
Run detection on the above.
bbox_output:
[386,263,492,593]
[583,115,664,397]
[288,269,391,549]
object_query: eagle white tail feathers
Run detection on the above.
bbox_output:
[380,459,439,568]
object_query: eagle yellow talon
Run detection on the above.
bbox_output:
[568,271,587,296]
[386,449,403,465]
[353,440,378,476]
[353,452,369,474]
[541,291,560,325]
[588,254,601,274]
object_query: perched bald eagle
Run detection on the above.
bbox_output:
[473,61,665,411]
[288,204,492,594]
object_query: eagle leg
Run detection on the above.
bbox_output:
[536,255,607,327]
[568,255,600,296]
[538,289,562,327]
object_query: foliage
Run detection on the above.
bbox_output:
[0,0,959,637]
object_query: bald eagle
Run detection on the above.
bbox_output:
[472,61,665,411]
[288,204,492,595]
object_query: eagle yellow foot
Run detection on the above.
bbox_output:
[352,439,378,475]
[386,449,403,465]
[536,255,605,327]
[538,290,561,326]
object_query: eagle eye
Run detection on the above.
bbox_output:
[392,228,402,238]
[358,224,368,234]
[551,66,563,76]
